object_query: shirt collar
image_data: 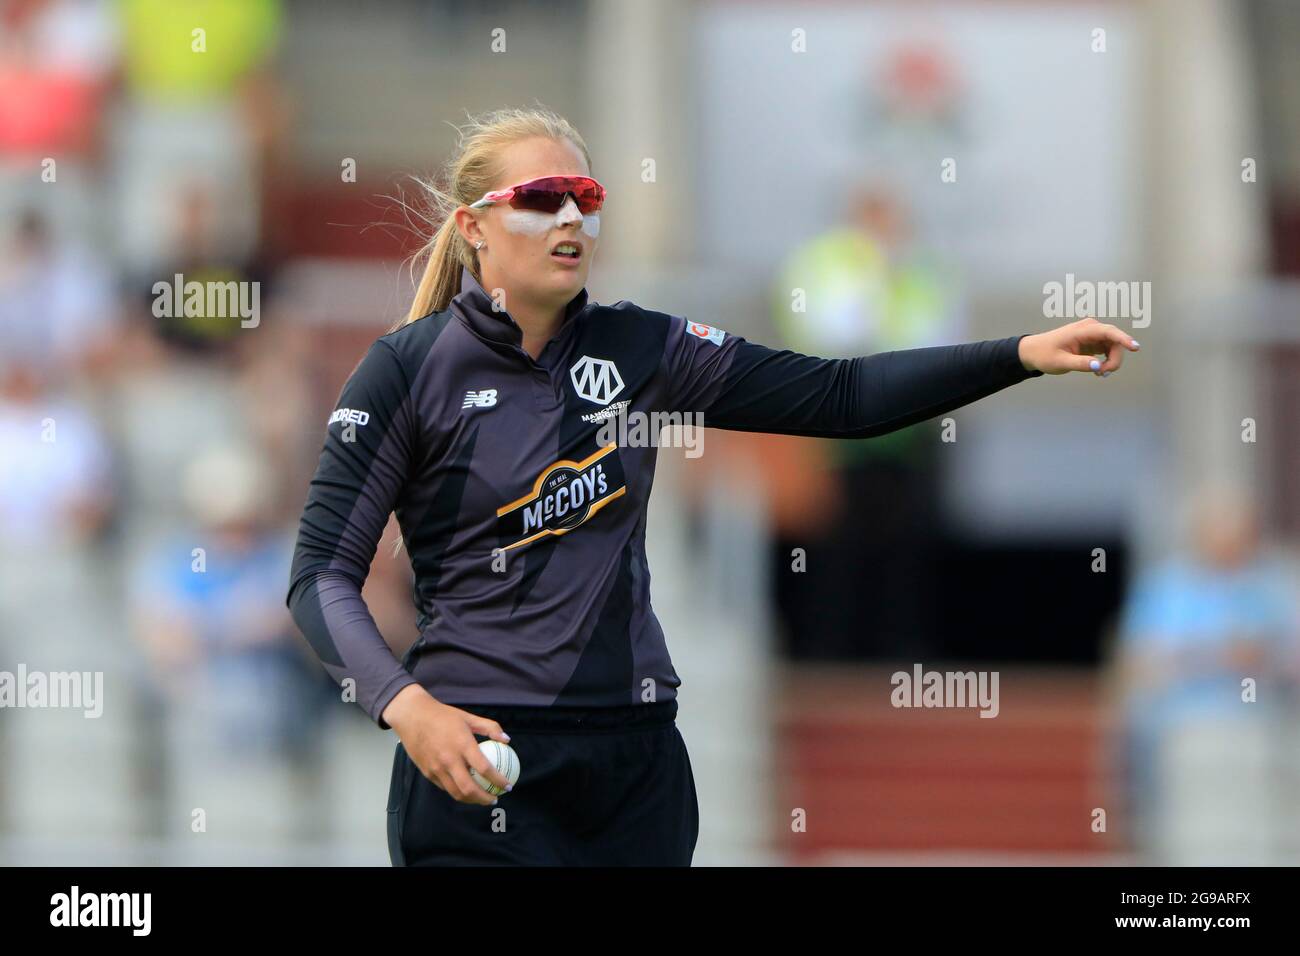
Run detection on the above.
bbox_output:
[450,265,589,349]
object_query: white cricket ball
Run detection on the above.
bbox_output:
[469,739,520,796]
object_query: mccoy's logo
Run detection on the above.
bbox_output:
[570,355,624,405]
[496,445,626,551]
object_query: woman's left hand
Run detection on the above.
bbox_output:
[1018,317,1140,376]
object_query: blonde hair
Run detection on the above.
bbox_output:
[395,107,593,328]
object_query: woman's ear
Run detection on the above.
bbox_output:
[454,207,484,248]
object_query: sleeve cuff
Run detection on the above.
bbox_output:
[371,673,420,730]
[1009,334,1045,380]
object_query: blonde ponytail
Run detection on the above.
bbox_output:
[395,107,592,329]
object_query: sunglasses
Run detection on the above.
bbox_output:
[469,175,606,215]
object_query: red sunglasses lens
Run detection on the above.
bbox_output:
[511,177,604,214]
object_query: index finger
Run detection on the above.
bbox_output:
[1096,322,1140,350]
[463,712,511,743]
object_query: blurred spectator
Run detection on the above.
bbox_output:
[1116,485,1300,862]
[128,443,330,839]
[0,358,119,840]
[110,0,282,279]
[0,207,118,379]
[131,444,321,749]
[768,182,964,659]
[134,180,274,353]
[0,0,119,242]
[0,361,112,548]
[774,182,964,359]
[228,319,314,514]
[101,332,243,544]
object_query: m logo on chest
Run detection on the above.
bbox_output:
[569,355,624,405]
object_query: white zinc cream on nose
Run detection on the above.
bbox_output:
[554,197,582,227]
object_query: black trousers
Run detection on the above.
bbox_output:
[387,701,700,866]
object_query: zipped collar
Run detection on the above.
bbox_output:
[450,265,590,350]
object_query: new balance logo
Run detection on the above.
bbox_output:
[570,356,624,405]
[463,389,498,409]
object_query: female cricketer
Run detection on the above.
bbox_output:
[285,107,1139,866]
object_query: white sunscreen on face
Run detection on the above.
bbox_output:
[501,197,600,239]
[501,209,554,236]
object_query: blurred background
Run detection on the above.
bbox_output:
[1,0,1298,866]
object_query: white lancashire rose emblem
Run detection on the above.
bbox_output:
[569,355,625,405]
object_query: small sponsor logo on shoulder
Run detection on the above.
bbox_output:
[685,319,726,346]
[328,408,370,426]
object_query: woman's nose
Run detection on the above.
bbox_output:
[555,196,582,226]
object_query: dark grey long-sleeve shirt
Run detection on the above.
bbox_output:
[287,266,1041,727]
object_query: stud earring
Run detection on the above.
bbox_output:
[474,240,485,251]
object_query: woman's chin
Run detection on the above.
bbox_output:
[543,267,589,296]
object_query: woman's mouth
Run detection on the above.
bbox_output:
[550,240,583,265]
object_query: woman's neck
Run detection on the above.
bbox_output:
[479,270,566,360]
[508,299,566,360]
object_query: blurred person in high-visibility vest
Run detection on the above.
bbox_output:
[111,0,284,279]
[770,182,965,659]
